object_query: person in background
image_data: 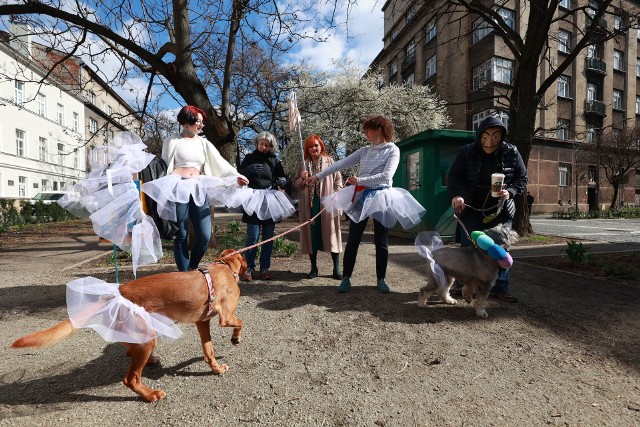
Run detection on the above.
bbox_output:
[304,115,425,294]
[295,135,343,280]
[448,116,528,302]
[142,105,248,271]
[238,131,294,281]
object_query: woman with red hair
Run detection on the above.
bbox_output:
[142,105,248,272]
[295,135,343,279]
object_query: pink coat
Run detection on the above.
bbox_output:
[294,156,343,254]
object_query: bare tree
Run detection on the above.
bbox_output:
[0,0,351,163]
[581,126,640,209]
[383,0,640,233]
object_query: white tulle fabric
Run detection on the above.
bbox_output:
[141,174,237,221]
[221,185,296,222]
[414,231,448,291]
[66,277,182,344]
[57,132,163,276]
[321,186,426,229]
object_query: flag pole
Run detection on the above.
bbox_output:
[288,92,307,173]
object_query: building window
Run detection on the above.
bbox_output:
[587,82,598,102]
[585,125,597,143]
[557,119,570,140]
[613,50,625,71]
[472,18,492,44]
[404,73,415,85]
[18,176,27,197]
[39,137,47,161]
[614,15,622,30]
[89,91,96,104]
[108,105,112,117]
[557,75,571,98]
[559,163,572,187]
[613,89,624,110]
[89,118,98,134]
[73,112,79,132]
[73,149,79,169]
[496,7,515,29]
[405,41,416,62]
[16,129,25,157]
[37,93,46,117]
[41,179,50,191]
[425,54,437,79]
[558,30,571,53]
[472,57,513,90]
[559,0,571,9]
[407,7,416,23]
[57,103,64,125]
[636,96,640,114]
[14,80,24,105]
[57,143,64,166]
[425,20,436,44]
[391,27,399,41]
[472,109,509,132]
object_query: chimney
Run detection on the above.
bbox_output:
[9,19,32,58]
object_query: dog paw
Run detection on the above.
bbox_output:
[475,309,489,318]
[146,354,161,366]
[231,336,242,345]
[443,296,457,305]
[211,363,229,375]
[142,389,166,402]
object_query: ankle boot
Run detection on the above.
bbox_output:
[331,252,342,280]
[307,252,318,278]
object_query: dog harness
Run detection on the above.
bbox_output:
[198,260,239,320]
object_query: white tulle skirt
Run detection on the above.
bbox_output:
[321,186,426,229]
[141,174,237,221]
[221,185,296,222]
[66,277,182,344]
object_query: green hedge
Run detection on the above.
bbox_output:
[0,198,73,235]
[552,207,640,220]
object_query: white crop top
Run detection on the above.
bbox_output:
[174,139,205,169]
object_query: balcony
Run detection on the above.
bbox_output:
[401,53,416,72]
[584,99,606,116]
[585,16,608,32]
[585,57,606,75]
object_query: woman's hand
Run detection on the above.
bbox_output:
[303,175,319,186]
[237,175,249,186]
[301,170,309,180]
[346,176,358,186]
[498,189,510,200]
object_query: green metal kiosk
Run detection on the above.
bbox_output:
[391,129,474,240]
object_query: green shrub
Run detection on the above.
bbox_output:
[564,240,590,265]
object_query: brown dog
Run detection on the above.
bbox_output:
[11,249,246,402]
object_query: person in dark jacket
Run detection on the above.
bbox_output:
[238,131,293,281]
[448,116,528,302]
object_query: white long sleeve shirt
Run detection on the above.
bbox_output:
[315,142,399,188]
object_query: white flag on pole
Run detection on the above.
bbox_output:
[288,92,301,132]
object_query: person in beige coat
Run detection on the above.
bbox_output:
[295,135,343,279]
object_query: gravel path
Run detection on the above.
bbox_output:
[0,219,639,426]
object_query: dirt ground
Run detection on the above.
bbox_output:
[0,218,639,426]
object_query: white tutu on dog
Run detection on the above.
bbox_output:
[322,186,425,229]
[141,174,237,221]
[221,185,296,222]
[66,276,182,344]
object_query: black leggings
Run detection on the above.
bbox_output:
[342,218,388,280]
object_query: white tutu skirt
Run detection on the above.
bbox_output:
[321,186,426,229]
[67,277,182,344]
[141,174,237,221]
[56,136,163,276]
[221,185,296,222]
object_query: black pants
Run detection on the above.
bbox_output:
[343,218,388,280]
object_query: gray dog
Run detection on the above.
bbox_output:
[416,224,519,318]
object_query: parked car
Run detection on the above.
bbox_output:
[29,191,66,205]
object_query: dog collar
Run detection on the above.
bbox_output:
[198,268,216,320]
[213,259,240,283]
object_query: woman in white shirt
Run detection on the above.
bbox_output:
[142,105,248,271]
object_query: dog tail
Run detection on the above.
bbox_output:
[11,319,77,349]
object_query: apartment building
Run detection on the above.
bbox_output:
[0,27,85,199]
[371,0,640,212]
